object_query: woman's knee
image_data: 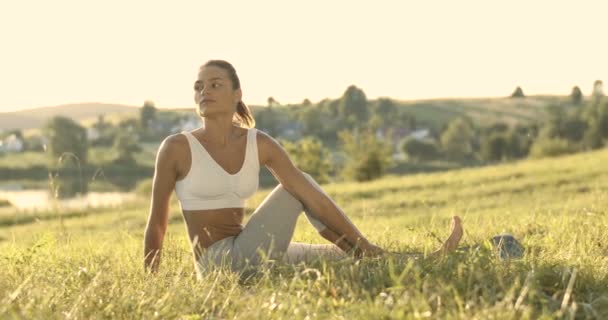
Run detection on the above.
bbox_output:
[272,183,304,212]
[274,171,315,201]
[268,172,317,216]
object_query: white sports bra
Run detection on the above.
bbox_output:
[175,128,260,210]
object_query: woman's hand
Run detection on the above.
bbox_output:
[353,240,385,258]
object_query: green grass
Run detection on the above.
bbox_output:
[0,145,158,170]
[0,151,51,169]
[87,144,158,168]
[395,95,560,130]
[2,148,608,318]
[0,199,11,207]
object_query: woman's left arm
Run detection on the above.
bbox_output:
[257,131,382,255]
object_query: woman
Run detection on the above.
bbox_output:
[143,60,463,275]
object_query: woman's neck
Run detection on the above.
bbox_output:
[200,119,241,146]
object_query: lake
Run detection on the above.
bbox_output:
[0,186,137,211]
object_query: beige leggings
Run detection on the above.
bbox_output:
[197,173,346,274]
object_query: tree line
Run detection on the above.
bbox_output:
[3,80,606,186]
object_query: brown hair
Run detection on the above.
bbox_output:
[200,60,256,128]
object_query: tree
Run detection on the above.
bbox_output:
[592,80,604,105]
[440,118,474,161]
[338,85,368,126]
[23,135,45,152]
[479,133,509,162]
[570,86,583,105]
[367,114,383,132]
[140,100,157,130]
[582,121,603,150]
[396,110,416,131]
[399,137,439,162]
[582,100,608,147]
[255,107,281,137]
[320,98,340,118]
[479,123,510,160]
[375,98,397,125]
[267,97,279,107]
[93,114,108,131]
[561,117,588,142]
[483,123,509,135]
[118,118,140,134]
[338,128,394,182]
[596,101,608,138]
[91,114,116,147]
[541,106,587,142]
[280,136,333,183]
[302,98,312,107]
[298,106,324,136]
[376,98,397,119]
[510,86,525,98]
[505,128,533,159]
[44,116,88,166]
[593,80,604,96]
[112,132,142,165]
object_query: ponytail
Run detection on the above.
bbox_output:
[233,101,256,128]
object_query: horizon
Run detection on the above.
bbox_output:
[1,0,606,113]
[1,92,583,114]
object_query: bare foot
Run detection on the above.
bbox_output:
[430,216,463,257]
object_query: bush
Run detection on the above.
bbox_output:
[0,199,12,207]
[505,130,532,159]
[134,178,153,197]
[44,116,89,166]
[479,133,509,162]
[112,132,142,166]
[440,118,474,161]
[581,123,604,150]
[529,138,578,158]
[338,128,394,182]
[399,137,439,161]
[280,136,333,184]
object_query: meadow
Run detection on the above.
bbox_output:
[1,148,608,319]
[394,95,555,131]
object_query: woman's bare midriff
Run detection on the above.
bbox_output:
[182,207,246,259]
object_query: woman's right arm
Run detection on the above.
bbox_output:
[144,136,180,273]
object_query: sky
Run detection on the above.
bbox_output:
[0,0,606,113]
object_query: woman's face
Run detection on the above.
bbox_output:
[193,65,242,118]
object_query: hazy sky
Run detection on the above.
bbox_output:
[1,0,606,112]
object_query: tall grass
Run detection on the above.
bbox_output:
[1,148,608,318]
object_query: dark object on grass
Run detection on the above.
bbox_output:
[456,233,525,261]
[491,233,524,260]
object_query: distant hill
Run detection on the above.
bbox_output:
[393,95,572,131]
[0,103,141,131]
[0,95,575,133]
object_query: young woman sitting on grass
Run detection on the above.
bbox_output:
[143,60,464,276]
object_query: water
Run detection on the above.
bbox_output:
[0,187,137,211]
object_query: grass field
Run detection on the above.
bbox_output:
[395,95,560,131]
[0,143,159,170]
[1,148,608,319]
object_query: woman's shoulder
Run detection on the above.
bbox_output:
[157,132,190,159]
[252,128,289,164]
[252,128,274,146]
[162,132,189,148]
